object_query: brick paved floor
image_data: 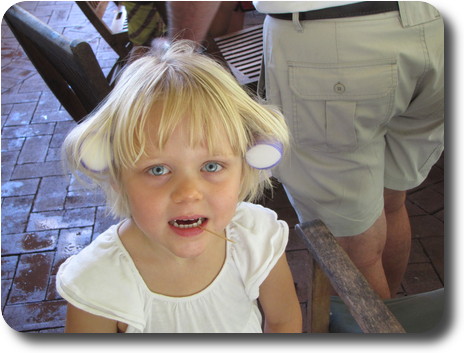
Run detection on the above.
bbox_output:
[1,1,444,333]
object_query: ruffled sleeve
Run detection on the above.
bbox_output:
[56,225,146,331]
[227,202,289,300]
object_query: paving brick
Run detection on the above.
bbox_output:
[52,227,92,274]
[4,101,37,126]
[1,66,36,85]
[2,300,66,332]
[1,195,34,234]
[0,89,41,105]
[8,252,54,304]
[46,275,60,300]
[50,120,76,150]
[17,134,52,164]
[405,199,427,217]
[1,75,22,92]
[409,238,429,263]
[1,230,58,256]
[1,164,14,182]
[431,180,444,195]
[420,237,444,282]
[32,109,73,124]
[47,3,73,25]
[408,186,444,214]
[1,137,25,152]
[1,179,40,198]
[35,91,62,113]
[54,120,77,135]
[2,279,13,309]
[26,207,96,232]
[33,2,56,16]
[402,263,443,295]
[68,172,94,191]
[435,209,444,222]
[45,147,61,162]
[1,150,19,165]
[18,73,49,93]
[1,102,14,116]
[33,175,69,212]
[94,206,119,237]
[1,122,55,139]
[11,160,64,179]
[1,256,18,280]
[64,189,105,209]
[410,214,444,239]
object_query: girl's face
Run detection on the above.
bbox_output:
[120,120,243,261]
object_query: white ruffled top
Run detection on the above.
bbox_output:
[56,202,288,333]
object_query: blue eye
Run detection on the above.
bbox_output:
[202,162,223,173]
[149,165,170,176]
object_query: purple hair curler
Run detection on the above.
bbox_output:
[245,140,283,170]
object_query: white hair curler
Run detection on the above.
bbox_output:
[79,134,109,173]
[245,140,283,170]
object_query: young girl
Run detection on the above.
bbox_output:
[56,40,301,333]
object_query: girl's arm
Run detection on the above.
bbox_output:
[64,303,119,333]
[259,253,302,333]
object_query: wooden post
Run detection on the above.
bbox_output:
[307,255,331,333]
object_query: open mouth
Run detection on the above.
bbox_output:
[169,217,207,229]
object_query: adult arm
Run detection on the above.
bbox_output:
[166,1,221,42]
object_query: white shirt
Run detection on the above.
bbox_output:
[56,202,288,333]
[253,1,359,14]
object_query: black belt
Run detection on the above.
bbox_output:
[268,2,399,21]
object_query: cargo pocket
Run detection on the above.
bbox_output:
[288,59,397,152]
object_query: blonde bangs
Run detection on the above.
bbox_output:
[158,93,247,156]
[125,59,252,161]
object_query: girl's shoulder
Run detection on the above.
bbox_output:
[230,202,288,238]
[56,221,146,329]
[58,223,124,277]
[226,202,289,299]
[57,221,141,290]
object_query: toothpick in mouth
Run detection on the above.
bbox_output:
[198,226,236,243]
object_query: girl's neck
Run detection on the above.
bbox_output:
[117,219,227,297]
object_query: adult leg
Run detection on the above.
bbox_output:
[383,188,411,298]
[335,211,391,299]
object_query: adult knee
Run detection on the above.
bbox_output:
[336,213,387,268]
[384,188,407,214]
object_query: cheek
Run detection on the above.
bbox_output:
[217,179,242,214]
[123,184,159,218]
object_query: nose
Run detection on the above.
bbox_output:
[171,176,204,204]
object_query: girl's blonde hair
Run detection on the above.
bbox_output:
[63,40,289,218]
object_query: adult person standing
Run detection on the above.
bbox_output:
[254,1,444,298]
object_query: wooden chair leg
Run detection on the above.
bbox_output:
[307,257,331,333]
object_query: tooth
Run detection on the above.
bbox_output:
[170,218,204,229]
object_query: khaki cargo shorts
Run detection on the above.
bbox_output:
[262,3,444,236]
